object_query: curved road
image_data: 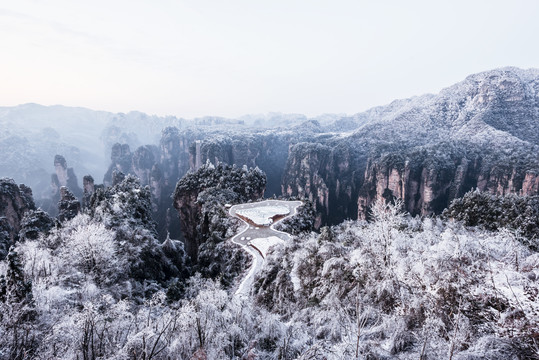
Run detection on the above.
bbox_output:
[229,200,302,297]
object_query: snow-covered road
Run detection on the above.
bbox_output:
[229,200,302,298]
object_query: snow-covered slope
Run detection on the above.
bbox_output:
[282,67,539,223]
[349,67,539,147]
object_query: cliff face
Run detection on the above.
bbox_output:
[99,68,539,234]
[132,145,159,186]
[51,155,82,200]
[173,191,200,258]
[357,150,482,218]
[285,142,539,224]
[103,127,300,241]
[57,186,81,223]
[194,132,306,197]
[103,143,133,186]
[282,68,539,222]
[161,127,200,186]
[173,163,266,260]
[100,129,201,241]
[282,143,331,227]
[82,175,95,209]
[0,178,36,258]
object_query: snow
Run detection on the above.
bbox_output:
[234,244,262,298]
[249,236,284,258]
[236,205,290,226]
[290,262,301,292]
[230,200,303,299]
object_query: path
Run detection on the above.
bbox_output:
[229,200,302,297]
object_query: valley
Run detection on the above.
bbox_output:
[1,67,538,359]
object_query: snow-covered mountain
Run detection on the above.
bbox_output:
[1,67,538,228]
[282,67,539,223]
[349,66,539,146]
[1,67,539,359]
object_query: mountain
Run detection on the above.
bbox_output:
[282,67,539,223]
[0,103,313,203]
[163,68,538,229]
[1,67,538,235]
[1,67,539,359]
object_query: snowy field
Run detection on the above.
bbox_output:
[235,205,290,226]
[249,236,284,258]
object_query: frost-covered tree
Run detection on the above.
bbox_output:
[60,219,125,285]
[369,197,406,268]
[88,175,186,284]
[0,247,37,360]
[18,209,55,242]
[445,190,539,248]
[173,162,264,286]
[253,208,539,358]
[57,186,81,223]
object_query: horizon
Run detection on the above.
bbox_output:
[1,1,538,119]
[4,65,537,120]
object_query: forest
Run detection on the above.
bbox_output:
[1,67,539,359]
[1,165,538,359]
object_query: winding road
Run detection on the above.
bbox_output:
[229,200,302,297]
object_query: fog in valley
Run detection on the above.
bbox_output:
[1,1,539,359]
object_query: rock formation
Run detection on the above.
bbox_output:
[82,175,95,209]
[51,155,83,201]
[101,68,539,234]
[57,186,81,223]
[160,127,197,185]
[173,163,266,260]
[0,178,36,258]
[19,209,55,242]
[132,145,160,186]
[281,68,539,222]
[103,143,133,186]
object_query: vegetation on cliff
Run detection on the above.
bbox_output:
[173,162,266,286]
[445,190,539,249]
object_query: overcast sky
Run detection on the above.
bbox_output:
[0,0,537,118]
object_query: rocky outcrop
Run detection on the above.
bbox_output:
[282,68,539,222]
[282,141,366,227]
[51,155,82,201]
[521,172,539,195]
[132,145,160,186]
[57,186,81,223]
[282,143,331,227]
[103,127,312,241]
[0,178,36,258]
[173,163,266,260]
[193,132,306,197]
[356,149,476,218]
[285,140,539,223]
[103,143,133,186]
[82,175,95,209]
[100,131,194,241]
[160,127,200,187]
[19,209,55,242]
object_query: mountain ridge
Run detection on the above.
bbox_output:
[1,66,538,231]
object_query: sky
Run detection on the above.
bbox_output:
[0,0,538,119]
